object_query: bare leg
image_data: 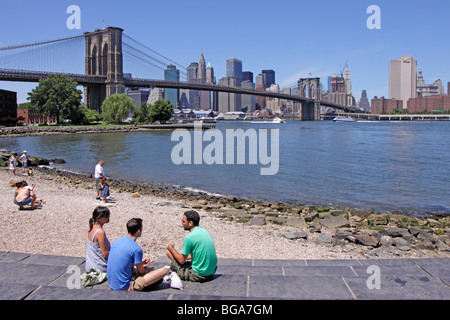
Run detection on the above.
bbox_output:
[143,267,169,287]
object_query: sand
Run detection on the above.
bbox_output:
[0,167,446,261]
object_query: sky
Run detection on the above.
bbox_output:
[1,0,450,104]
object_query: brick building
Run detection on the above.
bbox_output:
[370,97,403,114]
[0,89,18,126]
[17,109,57,125]
[407,95,450,113]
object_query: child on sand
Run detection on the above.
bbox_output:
[100,177,110,202]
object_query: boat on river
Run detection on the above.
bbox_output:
[333,116,355,122]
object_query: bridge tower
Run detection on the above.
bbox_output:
[83,27,125,112]
[298,77,321,120]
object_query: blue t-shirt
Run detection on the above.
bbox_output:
[107,236,143,290]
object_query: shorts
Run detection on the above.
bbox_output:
[127,276,147,291]
[169,259,215,282]
[95,178,102,191]
[15,197,32,206]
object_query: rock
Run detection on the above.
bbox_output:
[319,215,350,229]
[379,235,394,247]
[435,240,450,251]
[354,234,380,247]
[394,238,410,251]
[286,217,307,229]
[408,226,421,236]
[304,211,319,222]
[381,228,409,238]
[131,192,140,198]
[283,231,308,240]
[317,233,332,244]
[248,215,266,226]
[330,210,346,216]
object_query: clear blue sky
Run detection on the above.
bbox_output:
[1,0,449,104]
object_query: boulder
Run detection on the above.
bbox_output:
[319,215,350,229]
[286,217,307,229]
[354,234,380,247]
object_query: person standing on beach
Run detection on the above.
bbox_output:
[9,153,18,175]
[86,206,111,272]
[19,151,27,176]
[94,160,105,200]
[107,218,169,291]
[166,210,217,282]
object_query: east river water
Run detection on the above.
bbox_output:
[2,120,449,215]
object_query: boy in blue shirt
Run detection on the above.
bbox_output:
[107,218,169,291]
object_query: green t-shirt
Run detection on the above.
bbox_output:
[182,226,217,276]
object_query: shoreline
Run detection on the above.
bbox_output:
[1,165,449,261]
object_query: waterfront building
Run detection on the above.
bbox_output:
[0,89,18,125]
[164,65,179,108]
[218,77,240,113]
[407,95,450,113]
[370,97,403,114]
[389,55,417,108]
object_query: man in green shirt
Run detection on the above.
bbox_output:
[167,210,217,282]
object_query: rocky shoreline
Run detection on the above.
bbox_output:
[2,146,449,259]
[0,124,139,137]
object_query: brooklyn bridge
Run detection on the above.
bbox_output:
[0,26,362,120]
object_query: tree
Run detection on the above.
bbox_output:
[133,102,150,123]
[148,99,174,123]
[80,104,102,124]
[27,74,83,125]
[101,94,136,123]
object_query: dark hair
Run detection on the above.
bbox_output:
[89,206,110,231]
[184,210,200,226]
[15,181,28,188]
[127,218,143,235]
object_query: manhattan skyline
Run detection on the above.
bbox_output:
[1,0,449,104]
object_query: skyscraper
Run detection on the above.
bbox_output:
[226,58,242,81]
[262,70,275,88]
[164,65,179,108]
[389,55,417,108]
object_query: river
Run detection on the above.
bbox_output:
[2,120,449,215]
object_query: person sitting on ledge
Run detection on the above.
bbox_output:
[107,218,169,291]
[14,181,44,210]
[166,210,217,282]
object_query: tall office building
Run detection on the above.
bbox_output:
[226,58,243,81]
[206,60,218,111]
[389,55,417,108]
[262,70,275,88]
[186,62,200,108]
[359,90,370,111]
[164,65,179,108]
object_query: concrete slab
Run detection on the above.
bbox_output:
[0,251,31,263]
[248,275,355,299]
[0,261,67,286]
[344,274,450,300]
[19,253,85,267]
[284,266,358,278]
[0,283,38,300]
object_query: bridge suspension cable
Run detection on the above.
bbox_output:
[0,35,84,52]
[122,33,187,73]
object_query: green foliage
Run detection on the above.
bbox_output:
[101,94,136,123]
[148,99,174,123]
[27,74,83,124]
[133,102,151,123]
[80,104,102,124]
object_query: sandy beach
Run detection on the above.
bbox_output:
[1,167,448,261]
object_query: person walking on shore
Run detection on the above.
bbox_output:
[9,153,18,175]
[107,218,169,291]
[94,160,105,200]
[166,210,217,282]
